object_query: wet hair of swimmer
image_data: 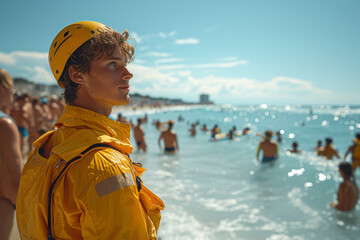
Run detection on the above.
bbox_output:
[325,137,332,145]
[339,162,353,178]
[265,130,273,138]
[356,133,360,140]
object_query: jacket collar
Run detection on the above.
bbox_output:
[34,105,133,161]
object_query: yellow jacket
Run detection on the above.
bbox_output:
[16,105,164,239]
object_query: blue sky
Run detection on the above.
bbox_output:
[1,0,359,104]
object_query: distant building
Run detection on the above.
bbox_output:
[200,94,210,104]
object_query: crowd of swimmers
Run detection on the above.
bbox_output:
[156,116,360,212]
[118,114,180,154]
[255,129,360,212]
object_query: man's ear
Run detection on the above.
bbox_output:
[68,66,86,85]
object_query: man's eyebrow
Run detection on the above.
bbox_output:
[107,56,123,60]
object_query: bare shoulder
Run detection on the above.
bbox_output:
[0,117,17,131]
[0,117,18,139]
[339,182,346,191]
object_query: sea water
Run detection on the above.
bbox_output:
[112,105,360,240]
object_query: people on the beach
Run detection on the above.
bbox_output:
[0,68,23,240]
[318,137,340,160]
[256,130,278,163]
[133,118,147,152]
[287,141,301,154]
[16,21,164,239]
[40,96,54,131]
[10,94,32,155]
[158,120,179,153]
[330,162,359,211]
[344,133,360,173]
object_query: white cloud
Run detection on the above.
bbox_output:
[195,60,248,68]
[134,58,145,64]
[159,31,177,38]
[22,66,53,84]
[0,52,16,65]
[138,46,149,51]
[12,51,47,60]
[156,60,248,70]
[126,64,337,104]
[220,56,239,62]
[2,50,343,104]
[175,38,199,45]
[130,32,142,44]
[145,52,171,57]
[0,51,47,65]
[155,64,187,70]
[0,51,53,84]
[155,58,183,64]
[204,25,219,32]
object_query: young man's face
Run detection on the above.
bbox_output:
[82,45,133,107]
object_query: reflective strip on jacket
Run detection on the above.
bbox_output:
[16,105,164,239]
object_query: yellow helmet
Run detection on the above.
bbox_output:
[48,21,107,87]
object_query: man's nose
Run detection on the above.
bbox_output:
[122,67,133,80]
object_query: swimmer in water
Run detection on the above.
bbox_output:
[189,123,196,136]
[256,130,278,163]
[344,133,360,173]
[330,162,359,211]
[211,124,221,138]
[287,141,301,154]
[317,137,340,160]
[158,120,179,153]
[133,118,147,152]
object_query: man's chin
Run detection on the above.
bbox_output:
[116,96,130,106]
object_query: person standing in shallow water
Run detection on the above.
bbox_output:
[158,120,179,153]
[330,162,359,211]
[133,118,147,152]
[344,133,360,173]
[16,21,164,239]
[287,141,301,154]
[317,137,340,160]
[256,130,278,163]
[0,68,23,240]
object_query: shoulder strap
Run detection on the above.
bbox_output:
[47,143,125,240]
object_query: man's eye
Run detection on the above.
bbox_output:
[109,62,117,67]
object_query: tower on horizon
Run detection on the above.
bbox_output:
[199,94,211,104]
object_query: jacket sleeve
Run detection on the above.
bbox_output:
[77,149,155,239]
